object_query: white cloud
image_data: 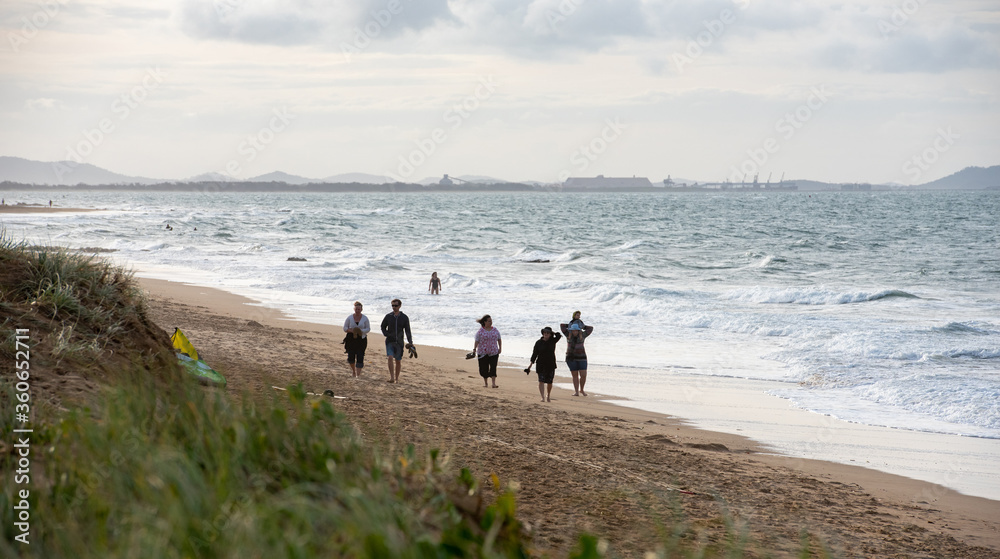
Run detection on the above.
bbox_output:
[23,98,58,111]
[817,25,1000,73]
[177,0,455,45]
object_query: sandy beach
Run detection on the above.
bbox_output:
[0,204,98,213]
[138,277,1000,558]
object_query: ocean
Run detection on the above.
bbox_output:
[4,189,999,496]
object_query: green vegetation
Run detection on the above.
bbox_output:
[0,229,171,380]
[1,374,530,558]
[1,231,140,327]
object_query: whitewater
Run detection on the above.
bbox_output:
[3,189,999,495]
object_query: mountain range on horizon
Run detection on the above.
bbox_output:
[0,156,998,190]
[0,157,514,187]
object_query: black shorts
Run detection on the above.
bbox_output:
[347,337,368,368]
[535,364,555,384]
[478,354,499,378]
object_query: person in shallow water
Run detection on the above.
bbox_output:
[472,314,501,388]
[560,321,594,396]
[428,272,442,294]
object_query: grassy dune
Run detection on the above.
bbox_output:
[1,374,536,558]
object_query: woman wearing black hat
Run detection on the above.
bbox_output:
[527,326,562,402]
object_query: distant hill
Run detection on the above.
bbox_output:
[247,171,318,184]
[321,172,393,184]
[185,172,235,183]
[0,156,161,185]
[3,155,997,190]
[916,166,1000,190]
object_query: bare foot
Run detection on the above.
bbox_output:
[572,393,579,397]
[581,391,588,396]
[547,397,551,402]
[387,379,395,383]
[540,398,546,402]
[492,385,498,388]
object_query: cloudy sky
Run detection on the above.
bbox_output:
[1,0,998,184]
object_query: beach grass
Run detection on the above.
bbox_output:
[0,372,534,558]
[0,228,172,384]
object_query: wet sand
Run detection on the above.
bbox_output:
[0,204,97,213]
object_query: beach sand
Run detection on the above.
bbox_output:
[0,204,98,213]
[140,277,1000,557]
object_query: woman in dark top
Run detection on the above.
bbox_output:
[528,326,562,402]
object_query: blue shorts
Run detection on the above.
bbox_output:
[385,340,404,360]
[566,359,587,371]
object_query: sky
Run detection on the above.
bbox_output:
[1,0,998,185]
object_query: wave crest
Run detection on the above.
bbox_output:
[724,287,919,305]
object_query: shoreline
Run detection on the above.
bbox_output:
[138,276,1000,555]
[0,204,99,213]
[600,373,1000,502]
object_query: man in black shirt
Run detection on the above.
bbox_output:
[380,298,413,383]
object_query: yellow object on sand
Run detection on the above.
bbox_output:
[171,328,199,361]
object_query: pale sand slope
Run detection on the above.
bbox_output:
[0,205,98,213]
[603,373,1000,503]
[140,278,1000,558]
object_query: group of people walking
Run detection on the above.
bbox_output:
[342,299,593,400]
